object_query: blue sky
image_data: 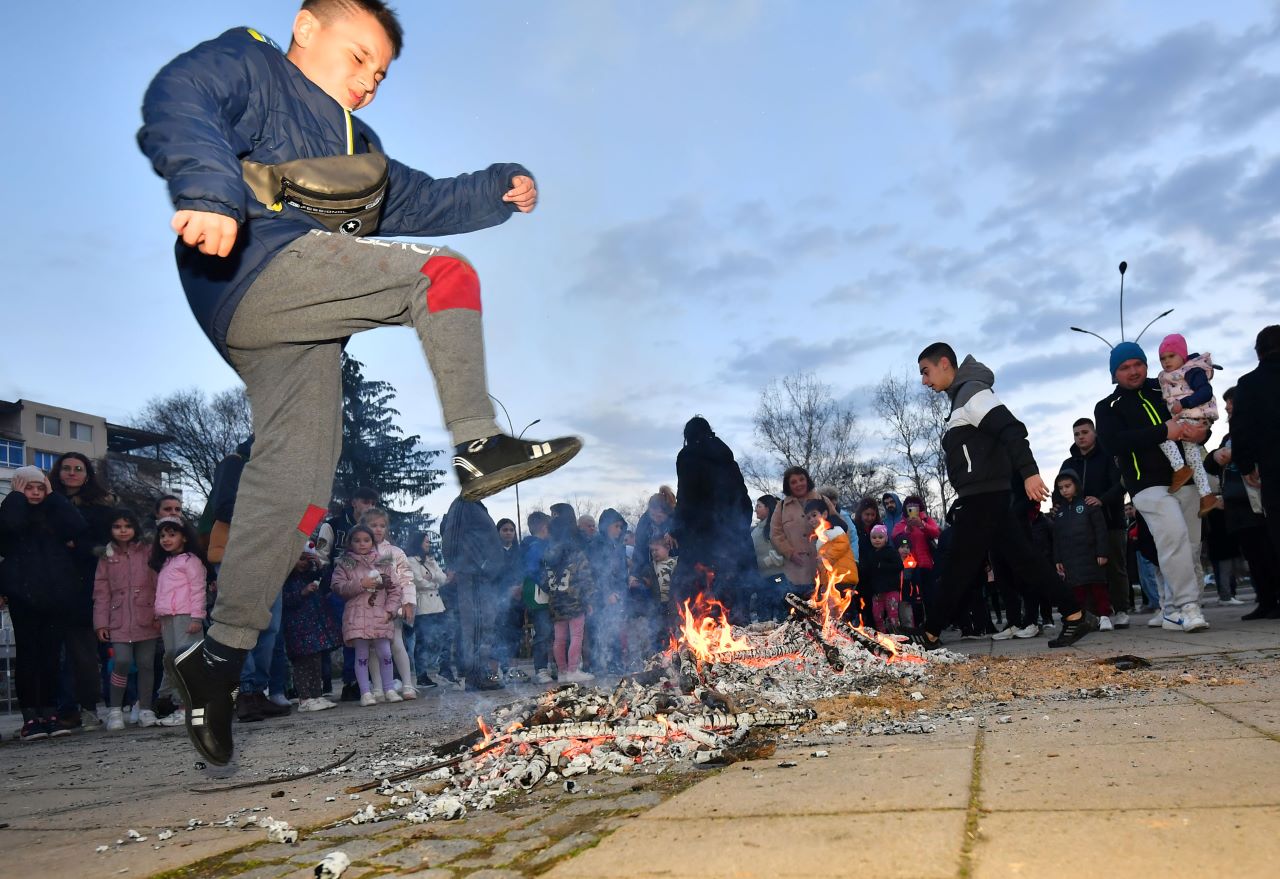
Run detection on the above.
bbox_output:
[4,1,1279,527]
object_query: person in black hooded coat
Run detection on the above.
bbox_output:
[670,417,755,623]
[441,496,506,689]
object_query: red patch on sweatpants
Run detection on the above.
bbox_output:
[297,504,327,536]
[422,256,482,313]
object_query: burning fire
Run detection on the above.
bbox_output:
[473,715,494,750]
[677,593,752,663]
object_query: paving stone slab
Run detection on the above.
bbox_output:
[394,835,483,864]
[1194,699,1280,738]
[527,831,602,867]
[545,812,965,879]
[982,736,1280,811]
[642,738,974,820]
[973,806,1280,879]
[982,702,1254,746]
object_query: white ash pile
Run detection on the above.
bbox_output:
[329,591,963,828]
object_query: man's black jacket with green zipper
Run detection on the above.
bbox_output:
[1094,378,1176,495]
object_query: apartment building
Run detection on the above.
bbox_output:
[0,399,175,498]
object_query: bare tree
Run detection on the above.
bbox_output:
[742,371,884,507]
[130,387,253,503]
[873,372,953,514]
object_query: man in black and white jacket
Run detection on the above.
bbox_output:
[914,342,1097,649]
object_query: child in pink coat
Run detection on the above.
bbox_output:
[93,510,161,730]
[149,517,208,727]
[332,525,404,707]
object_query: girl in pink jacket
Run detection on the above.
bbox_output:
[361,508,418,700]
[149,517,208,726]
[93,510,160,730]
[332,525,404,707]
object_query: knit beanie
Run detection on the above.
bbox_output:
[870,524,887,538]
[1158,333,1188,361]
[13,465,50,490]
[1109,341,1147,381]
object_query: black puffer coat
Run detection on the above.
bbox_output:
[1051,471,1108,587]
[0,491,88,614]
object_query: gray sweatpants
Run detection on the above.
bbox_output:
[1131,485,1205,610]
[209,230,500,650]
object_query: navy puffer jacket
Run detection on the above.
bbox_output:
[138,27,529,357]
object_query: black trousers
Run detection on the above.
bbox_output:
[927,492,1080,639]
[7,603,68,721]
[1237,525,1279,608]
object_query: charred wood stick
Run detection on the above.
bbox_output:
[708,644,802,663]
[675,648,701,694]
[833,618,895,658]
[343,739,505,793]
[189,749,356,794]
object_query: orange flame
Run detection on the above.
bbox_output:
[473,715,494,750]
[677,593,752,663]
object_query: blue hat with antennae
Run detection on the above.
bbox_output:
[1109,341,1146,380]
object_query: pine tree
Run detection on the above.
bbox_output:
[334,354,445,538]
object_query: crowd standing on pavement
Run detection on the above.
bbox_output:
[1,326,1278,742]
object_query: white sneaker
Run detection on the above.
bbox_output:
[268,693,292,708]
[299,697,337,712]
[991,626,1016,641]
[359,692,378,707]
[1147,612,1165,628]
[400,687,418,700]
[1221,597,1244,606]
[1180,602,1210,632]
[561,669,595,683]
[157,709,186,727]
[137,709,158,728]
[534,669,554,684]
[129,702,140,725]
[371,690,386,703]
[1112,612,1130,628]
[1099,616,1114,632]
[392,679,404,693]
[80,708,103,731]
[105,708,125,731]
[1012,624,1041,638]
[384,689,404,703]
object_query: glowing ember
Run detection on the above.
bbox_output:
[473,715,494,750]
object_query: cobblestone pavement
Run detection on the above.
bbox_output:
[2,592,1277,878]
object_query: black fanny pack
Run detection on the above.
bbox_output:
[242,150,388,236]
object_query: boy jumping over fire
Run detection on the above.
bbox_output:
[138,0,579,766]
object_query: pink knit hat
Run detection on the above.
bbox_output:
[871,524,888,538]
[1159,333,1188,361]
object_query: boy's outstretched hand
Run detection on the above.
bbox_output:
[172,209,238,257]
[502,175,537,212]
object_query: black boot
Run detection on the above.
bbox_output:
[236,692,265,723]
[452,433,582,501]
[166,638,244,766]
[339,682,361,702]
[1242,604,1275,621]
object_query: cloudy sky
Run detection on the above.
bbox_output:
[4,1,1278,527]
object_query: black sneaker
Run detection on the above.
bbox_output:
[1048,611,1099,648]
[452,433,582,502]
[904,632,946,651]
[236,692,265,724]
[19,719,49,741]
[49,715,77,737]
[415,675,438,689]
[166,639,241,766]
[153,694,176,719]
[340,682,361,702]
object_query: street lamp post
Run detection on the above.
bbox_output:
[488,394,540,540]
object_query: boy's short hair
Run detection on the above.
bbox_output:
[352,486,379,503]
[917,342,957,369]
[1072,417,1094,429]
[1223,386,1235,403]
[648,533,672,549]
[527,510,550,529]
[803,499,830,517]
[302,0,404,59]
